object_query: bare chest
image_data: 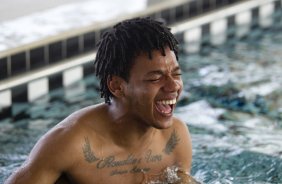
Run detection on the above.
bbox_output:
[67,148,176,184]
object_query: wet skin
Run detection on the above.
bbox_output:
[5,47,192,184]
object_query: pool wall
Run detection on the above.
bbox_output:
[0,0,281,119]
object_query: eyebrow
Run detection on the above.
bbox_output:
[145,66,181,76]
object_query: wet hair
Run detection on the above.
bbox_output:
[94,17,179,104]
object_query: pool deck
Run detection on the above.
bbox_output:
[0,0,179,53]
[0,0,93,21]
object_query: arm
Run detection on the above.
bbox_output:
[173,118,193,172]
[5,161,60,184]
[5,127,73,184]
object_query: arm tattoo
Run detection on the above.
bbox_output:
[163,129,180,155]
[82,137,99,163]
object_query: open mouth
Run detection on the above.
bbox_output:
[155,98,177,116]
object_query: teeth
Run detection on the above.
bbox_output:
[159,99,177,105]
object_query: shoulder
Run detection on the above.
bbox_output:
[172,116,186,127]
[171,116,190,136]
[171,116,191,145]
[27,104,105,168]
[5,104,106,183]
[51,103,106,137]
[160,117,190,141]
[27,119,82,169]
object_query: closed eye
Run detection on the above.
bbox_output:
[174,73,182,76]
[147,78,161,82]
[172,72,182,79]
[145,73,163,82]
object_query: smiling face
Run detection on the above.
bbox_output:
[121,47,183,129]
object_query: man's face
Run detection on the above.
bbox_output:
[122,47,183,129]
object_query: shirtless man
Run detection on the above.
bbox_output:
[5,17,193,184]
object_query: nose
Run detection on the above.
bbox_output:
[163,75,182,93]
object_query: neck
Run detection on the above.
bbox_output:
[105,101,157,149]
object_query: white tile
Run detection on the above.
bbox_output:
[184,27,202,53]
[259,2,274,28]
[0,90,11,107]
[211,19,227,46]
[63,66,83,87]
[28,78,49,102]
[235,11,251,38]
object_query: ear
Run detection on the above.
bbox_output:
[107,75,125,98]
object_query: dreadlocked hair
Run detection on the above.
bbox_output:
[94,17,179,104]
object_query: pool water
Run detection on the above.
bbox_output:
[175,20,282,183]
[1,20,282,184]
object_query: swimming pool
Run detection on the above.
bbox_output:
[1,15,282,184]
[176,16,282,183]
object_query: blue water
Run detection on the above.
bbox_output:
[1,19,282,184]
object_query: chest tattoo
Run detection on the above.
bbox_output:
[82,137,99,163]
[163,129,180,155]
[81,130,180,178]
